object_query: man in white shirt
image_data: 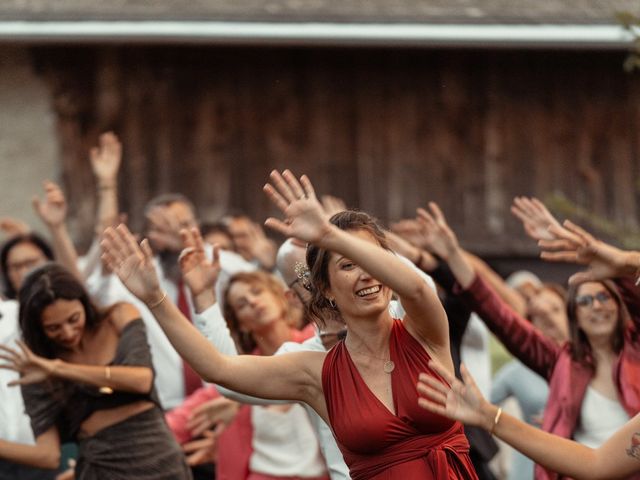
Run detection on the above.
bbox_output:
[86,194,254,410]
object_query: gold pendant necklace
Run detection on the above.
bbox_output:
[383,360,395,374]
[350,347,395,374]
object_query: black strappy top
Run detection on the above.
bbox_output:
[21,319,160,441]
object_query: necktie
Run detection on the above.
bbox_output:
[177,279,203,396]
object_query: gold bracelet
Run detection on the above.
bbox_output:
[147,291,167,310]
[489,407,503,435]
[99,366,114,395]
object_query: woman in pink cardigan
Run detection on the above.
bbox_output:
[416,203,640,480]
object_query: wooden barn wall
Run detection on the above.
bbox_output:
[29,46,640,254]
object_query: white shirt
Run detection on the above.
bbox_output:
[574,387,630,448]
[460,313,492,398]
[251,403,328,477]
[85,248,254,410]
[0,300,36,444]
[198,305,350,480]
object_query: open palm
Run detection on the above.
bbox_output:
[417,361,489,429]
[263,170,332,244]
[416,203,460,261]
[179,228,221,297]
[0,341,54,386]
[101,225,162,304]
[33,181,67,228]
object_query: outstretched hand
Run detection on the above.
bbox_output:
[33,181,67,229]
[90,132,122,185]
[179,227,221,298]
[415,202,460,261]
[417,360,492,431]
[538,220,635,285]
[0,340,56,386]
[390,218,430,251]
[511,196,562,242]
[263,170,332,244]
[101,225,164,306]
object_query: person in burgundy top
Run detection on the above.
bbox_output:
[100,169,479,480]
[415,201,640,480]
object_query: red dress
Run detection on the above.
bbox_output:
[322,319,478,480]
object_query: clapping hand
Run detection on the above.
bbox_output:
[33,181,67,229]
[101,225,164,306]
[0,340,56,386]
[263,170,332,245]
[511,196,562,242]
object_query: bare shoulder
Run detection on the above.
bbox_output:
[106,302,141,333]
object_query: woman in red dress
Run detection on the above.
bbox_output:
[100,170,478,479]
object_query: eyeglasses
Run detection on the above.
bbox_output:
[576,291,612,308]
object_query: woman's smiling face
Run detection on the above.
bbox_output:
[325,229,392,321]
[574,282,619,343]
[40,299,86,350]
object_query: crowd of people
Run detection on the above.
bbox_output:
[0,132,639,480]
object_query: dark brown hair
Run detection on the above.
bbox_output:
[1,233,54,299]
[18,263,103,359]
[223,270,290,353]
[305,210,389,327]
[566,279,628,365]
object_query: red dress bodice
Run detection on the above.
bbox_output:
[322,320,478,480]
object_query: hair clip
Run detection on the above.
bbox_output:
[294,261,312,291]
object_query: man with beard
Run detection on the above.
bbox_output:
[88,193,253,479]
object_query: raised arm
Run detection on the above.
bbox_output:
[100,224,323,408]
[32,181,82,281]
[416,202,559,378]
[263,169,449,350]
[90,132,122,237]
[418,360,640,480]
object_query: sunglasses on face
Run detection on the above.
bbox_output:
[576,291,612,308]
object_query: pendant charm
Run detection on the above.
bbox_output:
[383,360,395,374]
